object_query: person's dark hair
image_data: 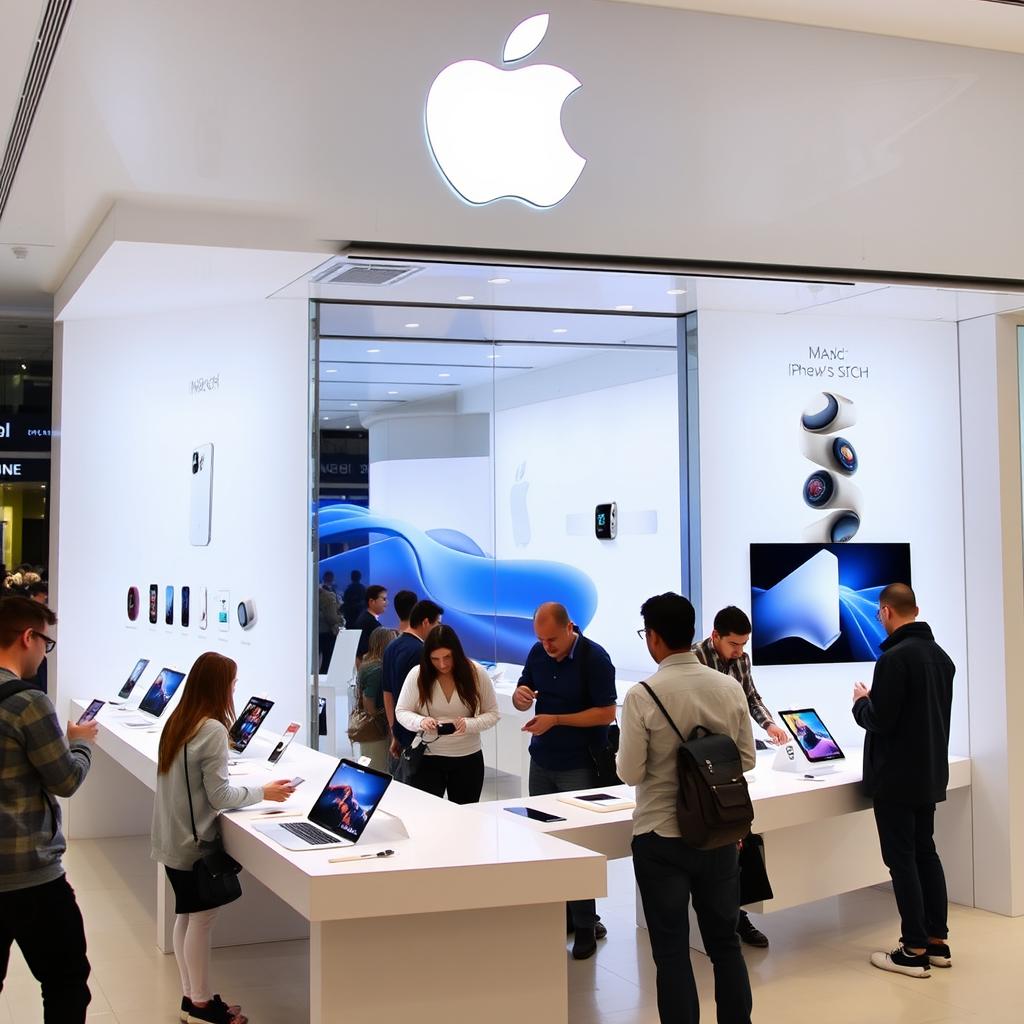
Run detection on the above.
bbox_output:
[533,602,570,627]
[409,599,444,629]
[417,624,479,715]
[350,570,362,582]
[640,592,696,651]
[713,605,751,638]
[0,595,56,648]
[322,571,335,583]
[393,589,418,621]
[365,584,387,604]
[879,582,917,617]
[24,581,49,600]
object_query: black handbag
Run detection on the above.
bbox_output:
[398,732,432,781]
[184,744,243,908]
[738,832,774,906]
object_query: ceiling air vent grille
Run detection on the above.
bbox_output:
[313,262,424,287]
[0,0,75,224]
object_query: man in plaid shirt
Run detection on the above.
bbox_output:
[694,605,788,950]
[0,597,96,1022]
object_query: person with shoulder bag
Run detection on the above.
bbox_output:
[395,624,499,803]
[617,593,756,1024]
[151,652,295,1024]
[349,626,396,770]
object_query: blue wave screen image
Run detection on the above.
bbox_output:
[750,543,911,665]
[317,503,598,664]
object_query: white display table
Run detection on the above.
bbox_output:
[68,700,606,1024]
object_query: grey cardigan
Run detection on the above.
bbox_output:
[151,719,264,870]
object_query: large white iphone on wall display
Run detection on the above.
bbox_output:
[197,586,208,630]
[189,443,214,546]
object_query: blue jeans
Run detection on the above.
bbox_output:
[632,832,751,1024]
[528,761,599,930]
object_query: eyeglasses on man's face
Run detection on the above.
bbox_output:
[636,628,648,640]
[31,631,56,654]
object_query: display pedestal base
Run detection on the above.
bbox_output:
[311,902,566,1024]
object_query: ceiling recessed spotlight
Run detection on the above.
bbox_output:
[404,322,420,329]
[486,354,501,359]
[552,328,568,334]
[438,372,451,378]
[344,424,350,429]
[349,402,358,407]
[367,348,380,354]
[325,368,337,374]
[666,288,686,295]
[487,277,510,285]
[614,304,634,312]
[20,363,27,370]
[456,295,475,302]
[387,390,399,395]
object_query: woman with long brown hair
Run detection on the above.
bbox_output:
[151,652,294,1024]
[395,624,499,803]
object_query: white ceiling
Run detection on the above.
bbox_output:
[612,0,1024,54]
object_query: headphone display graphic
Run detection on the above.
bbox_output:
[800,392,861,542]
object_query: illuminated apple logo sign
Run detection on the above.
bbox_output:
[425,14,585,208]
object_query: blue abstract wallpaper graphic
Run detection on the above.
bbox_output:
[317,503,598,663]
[750,543,911,665]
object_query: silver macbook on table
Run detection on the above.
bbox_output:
[254,758,392,851]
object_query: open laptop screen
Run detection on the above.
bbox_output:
[309,759,391,843]
[137,668,186,718]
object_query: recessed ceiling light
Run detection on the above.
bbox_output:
[405,322,420,329]
[456,295,475,302]
[666,288,686,295]
[387,390,399,395]
[20,363,26,371]
[367,348,380,353]
[438,372,451,378]
[349,402,358,407]
[325,368,337,374]
[344,424,350,429]
[322,416,329,421]
[488,277,510,285]
[552,328,568,334]
[614,304,634,312]
[486,354,501,359]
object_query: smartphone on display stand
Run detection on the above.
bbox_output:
[190,443,214,546]
[217,590,230,631]
[267,722,301,764]
[77,699,105,724]
[165,586,174,626]
[198,586,208,630]
[148,584,158,624]
[181,586,190,628]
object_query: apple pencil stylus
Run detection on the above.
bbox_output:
[328,849,396,864]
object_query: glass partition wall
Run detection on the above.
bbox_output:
[309,293,682,800]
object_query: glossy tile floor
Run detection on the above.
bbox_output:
[0,836,1018,1023]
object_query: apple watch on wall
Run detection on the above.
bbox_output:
[800,392,860,542]
[565,508,659,537]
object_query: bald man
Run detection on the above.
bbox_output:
[852,583,955,980]
[513,602,617,959]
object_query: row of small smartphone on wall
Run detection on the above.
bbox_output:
[78,656,301,763]
[126,585,256,631]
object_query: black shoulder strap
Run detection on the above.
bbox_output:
[638,680,688,746]
[0,679,36,704]
[183,744,200,846]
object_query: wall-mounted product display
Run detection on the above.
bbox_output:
[750,542,911,664]
[800,392,861,542]
[181,586,191,628]
[148,584,158,624]
[164,585,174,626]
[217,589,230,631]
[594,502,616,540]
[126,586,139,622]
[197,586,208,630]
[189,443,214,546]
[237,598,256,630]
[229,696,274,752]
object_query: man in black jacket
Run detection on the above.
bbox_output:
[852,583,954,980]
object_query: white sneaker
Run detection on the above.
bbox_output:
[870,945,931,978]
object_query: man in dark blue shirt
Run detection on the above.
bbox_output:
[382,600,443,769]
[513,602,617,960]
[352,585,388,664]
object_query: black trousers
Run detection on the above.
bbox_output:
[0,876,91,1023]
[411,750,485,804]
[873,800,948,949]
[632,832,752,1024]
[318,632,337,672]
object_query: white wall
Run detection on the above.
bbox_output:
[52,299,311,736]
[698,310,967,751]
[493,355,680,674]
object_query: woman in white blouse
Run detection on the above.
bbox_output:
[395,623,499,803]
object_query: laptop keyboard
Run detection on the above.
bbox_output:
[281,821,337,845]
